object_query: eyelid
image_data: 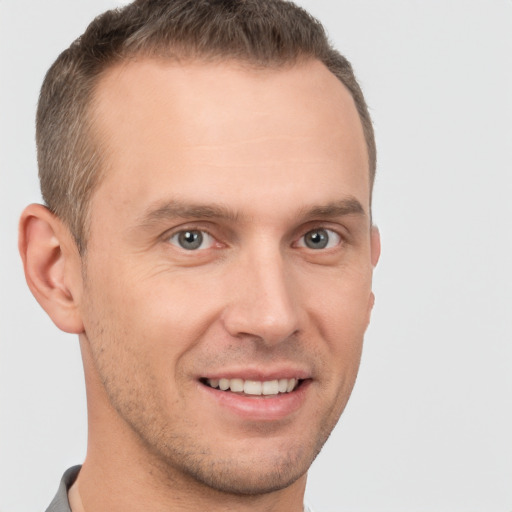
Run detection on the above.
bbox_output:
[294,226,344,249]
[163,223,224,250]
[168,230,215,250]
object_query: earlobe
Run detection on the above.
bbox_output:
[18,204,84,334]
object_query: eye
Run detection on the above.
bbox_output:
[297,228,341,250]
[168,230,215,250]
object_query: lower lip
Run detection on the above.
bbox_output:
[199,380,312,421]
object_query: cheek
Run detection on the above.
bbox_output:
[80,271,185,430]
[310,267,373,339]
[84,266,222,381]
[306,267,372,396]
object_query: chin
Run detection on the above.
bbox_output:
[176,449,314,496]
[144,424,330,497]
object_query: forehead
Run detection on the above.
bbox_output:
[89,58,369,224]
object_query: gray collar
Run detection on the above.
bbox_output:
[45,465,80,512]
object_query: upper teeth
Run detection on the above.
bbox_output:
[206,378,298,395]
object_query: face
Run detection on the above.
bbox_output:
[78,58,378,495]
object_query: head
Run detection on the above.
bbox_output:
[20,0,380,505]
[36,0,376,254]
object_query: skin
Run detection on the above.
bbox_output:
[19,58,380,512]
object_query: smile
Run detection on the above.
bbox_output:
[203,377,301,395]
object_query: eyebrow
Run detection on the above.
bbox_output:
[135,196,366,230]
[298,198,366,220]
[136,200,240,229]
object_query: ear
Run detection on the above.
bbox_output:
[18,204,84,334]
[366,225,381,321]
[370,225,381,268]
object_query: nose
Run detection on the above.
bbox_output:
[221,249,301,346]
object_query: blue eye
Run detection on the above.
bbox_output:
[299,228,340,250]
[169,230,215,250]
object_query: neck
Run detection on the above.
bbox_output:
[74,461,307,512]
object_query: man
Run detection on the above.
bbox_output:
[18,0,380,510]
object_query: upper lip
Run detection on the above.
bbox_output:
[198,366,312,382]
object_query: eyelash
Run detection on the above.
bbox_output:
[294,228,342,250]
[167,229,218,251]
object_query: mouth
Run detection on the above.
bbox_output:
[198,374,311,421]
[200,377,304,396]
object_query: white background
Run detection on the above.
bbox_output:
[1,1,511,511]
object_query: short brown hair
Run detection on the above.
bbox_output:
[37,0,376,253]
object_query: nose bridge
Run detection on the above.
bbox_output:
[222,242,301,344]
